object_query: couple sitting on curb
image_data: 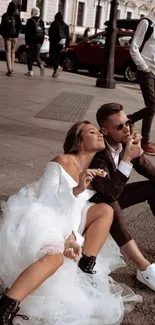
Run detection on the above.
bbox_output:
[0,103,155,325]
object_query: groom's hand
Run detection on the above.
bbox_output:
[123,139,143,163]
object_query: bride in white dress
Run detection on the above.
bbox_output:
[0,121,141,325]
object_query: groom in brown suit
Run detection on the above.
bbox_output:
[90,103,155,291]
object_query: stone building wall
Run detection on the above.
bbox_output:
[1,0,155,35]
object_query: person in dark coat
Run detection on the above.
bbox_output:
[49,12,69,78]
[25,7,45,77]
[1,2,21,76]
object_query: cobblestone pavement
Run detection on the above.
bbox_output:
[0,61,155,324]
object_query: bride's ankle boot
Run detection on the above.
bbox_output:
[78,254,97,274]
[0,292,20,325]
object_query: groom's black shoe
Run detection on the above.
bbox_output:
[0,290,28,325]
[78,254,97,274]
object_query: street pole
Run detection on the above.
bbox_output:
[95,0,101,34]
[96,0,119,89]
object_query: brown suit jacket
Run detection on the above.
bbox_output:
[90,143,155,204]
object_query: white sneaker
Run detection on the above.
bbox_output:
[52,66,62,78]
[137,263,155,291]
[25,71,33,76]
[58,65,62,73]
[40,65,44,77]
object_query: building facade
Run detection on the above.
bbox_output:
[1,0,155,36]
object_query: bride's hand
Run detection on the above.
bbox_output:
[73,169,106,196]
[77,169,98,192]
[64,234,81,262]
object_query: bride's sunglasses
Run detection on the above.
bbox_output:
[115,119,132,131]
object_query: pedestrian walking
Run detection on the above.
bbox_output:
[25,7,45,77]
[0,2,21,76]
[130,11,155,155]
[49,12,69,78]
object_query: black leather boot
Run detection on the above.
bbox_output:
[0,291,28,325]
[78,254,97,274]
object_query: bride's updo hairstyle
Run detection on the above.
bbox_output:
[63,120,91,154]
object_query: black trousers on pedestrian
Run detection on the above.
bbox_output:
[109,180,155,247]
[129,71,155,143]
[27,44,42,71]
[49,43,63,71]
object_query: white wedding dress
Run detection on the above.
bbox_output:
[0,162,142,325]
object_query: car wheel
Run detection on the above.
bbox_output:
[17,47,27,64]
[124,63,138,82]
[62,54,77,73]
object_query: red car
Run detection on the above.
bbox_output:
[61,28,137,82]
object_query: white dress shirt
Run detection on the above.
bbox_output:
[106,141,133,178]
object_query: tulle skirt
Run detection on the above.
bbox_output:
[0,182,142,325]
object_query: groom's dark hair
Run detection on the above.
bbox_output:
[96,103,123,127]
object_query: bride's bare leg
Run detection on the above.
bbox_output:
[83,203,113,256]
[7,253,63,302]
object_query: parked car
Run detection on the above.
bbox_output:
[105,18,140,31]
[0,23,50,65]
[61,20,141,82]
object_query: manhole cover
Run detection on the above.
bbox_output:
[35,92,94,122]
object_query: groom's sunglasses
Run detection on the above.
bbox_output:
[115,119,132,131]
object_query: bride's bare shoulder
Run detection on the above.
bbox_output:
[51,154,73,169]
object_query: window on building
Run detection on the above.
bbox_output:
[126,11,132,19]
[21,0,27,12]
[94,5,102,29]
[59,0,65,19]
[77,2,84,26]
[140,14,145,19]
[117,9,121,19]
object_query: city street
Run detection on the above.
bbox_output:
[0,61,155,324]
